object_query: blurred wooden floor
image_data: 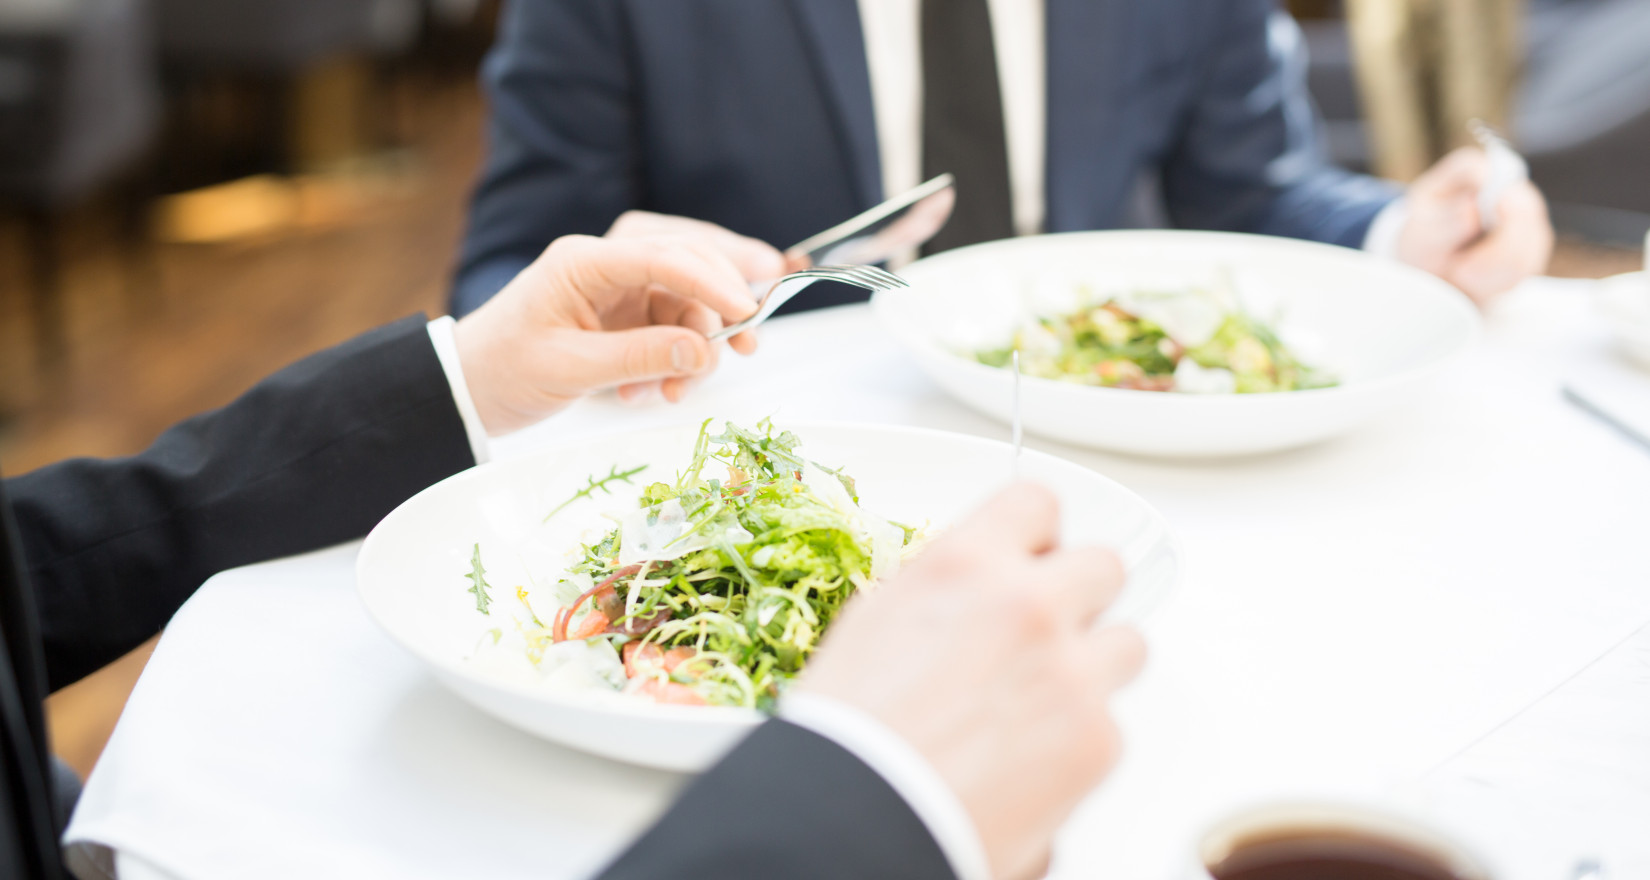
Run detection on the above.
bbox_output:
[0,77,483,778]
[0,74,1643,781]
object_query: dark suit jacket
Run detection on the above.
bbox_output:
[451,0,1400,317]
[595,720,958,880]
[0,317,476,878]
[0,317,958,879]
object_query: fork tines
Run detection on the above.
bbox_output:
[810,264,910,290]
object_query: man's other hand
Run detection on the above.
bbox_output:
[797,482,1146,880]
[1397,146,1554,305]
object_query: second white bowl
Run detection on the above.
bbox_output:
[873,231,1481,457]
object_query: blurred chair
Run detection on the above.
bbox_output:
[151,0,417,72]
[0,0,162,367]
[149,0,420,182]
[1517,0,1650,242]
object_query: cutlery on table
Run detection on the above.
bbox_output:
[709,265,909,341]
[786,173,955,267]
[737,174,955,308]
[1570,858,1604,880]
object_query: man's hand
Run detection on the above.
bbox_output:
[1396,147,1554,305]
[603,211,808,402]
[606,210,810,279]
[797,483,1146,880]
[453,235,761,435]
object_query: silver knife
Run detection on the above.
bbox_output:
[787,173,956,266]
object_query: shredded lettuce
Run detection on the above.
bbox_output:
[507,419,921,711]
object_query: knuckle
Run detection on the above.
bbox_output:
[1012,589,1062,636]
[1085,712,1124,774]
[622,337,657,378]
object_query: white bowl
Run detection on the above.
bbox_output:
[357,421,1180,771]
[1597,270,1650,369]
[873,231,1481,457]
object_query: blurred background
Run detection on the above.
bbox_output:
[2,0,1647,783]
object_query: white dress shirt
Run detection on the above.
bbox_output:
[855,0,1404,255]
[859,0,1046,239]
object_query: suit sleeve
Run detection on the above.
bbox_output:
[5,316,476,691]
[595,720,958,880]
[1160,2,1400,248]
[451,0,642,317]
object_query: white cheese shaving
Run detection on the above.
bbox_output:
[618,499,752,566]
[1173,359,1237,394]
[1115,289,1228,348]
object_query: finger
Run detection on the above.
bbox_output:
[650,290,756,365]
[554,236,760,327]
[1445,183,1552,302]
[1006,850,1054,880]
[1412,146,1489,198]
[728,328,759,355]
[608,212,789,281]
[783,251,813,274]
[617,381,661,404]
[648,290,725,338]
[552,324,719,392]
[1081,625,1147,695]
[661,372,709,403]
[1028,546,1126,628]
[944,481,1061,556]
[707,228,789,281]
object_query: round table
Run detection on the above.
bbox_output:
[63,278,1650,880]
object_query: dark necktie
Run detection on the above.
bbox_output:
[920,0,1015,255]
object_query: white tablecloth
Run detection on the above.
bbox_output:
[63,278,1650,880]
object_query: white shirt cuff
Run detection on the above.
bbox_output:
[1361,197,1408,259]
[425,316,491,466]
[780,693,992,880]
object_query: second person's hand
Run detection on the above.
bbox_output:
[796,482,1146,880]
[1396,146,1553,305]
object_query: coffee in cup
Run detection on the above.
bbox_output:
[1195,802,1492,880]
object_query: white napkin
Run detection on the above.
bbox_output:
[63,543,686,880]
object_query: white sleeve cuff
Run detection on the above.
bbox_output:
[780,693,992,880]
[425,316,491,466]
[1361,197,1408,259]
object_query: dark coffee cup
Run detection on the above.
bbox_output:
[1191,803,1493,880]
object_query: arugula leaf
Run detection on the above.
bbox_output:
[544,463,648,522]
[466,543,492,614]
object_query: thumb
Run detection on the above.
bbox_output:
[556,326,717,391]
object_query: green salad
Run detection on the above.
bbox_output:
[467,419,922,711]
[976,285,1335,393]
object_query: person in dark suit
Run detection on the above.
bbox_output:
[3,227,1142,879]
[450,0,1553,319]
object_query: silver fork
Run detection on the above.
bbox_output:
[709,265,909,341]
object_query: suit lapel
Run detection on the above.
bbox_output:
[1044,0,1133,230]
[789,0,882,210]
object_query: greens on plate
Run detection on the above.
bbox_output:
[976,282,1335,393]
[464,419,923,711]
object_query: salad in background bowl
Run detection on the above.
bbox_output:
[874,230,1480,457]
[357,420,1179,770]
[974,279,1337,394]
